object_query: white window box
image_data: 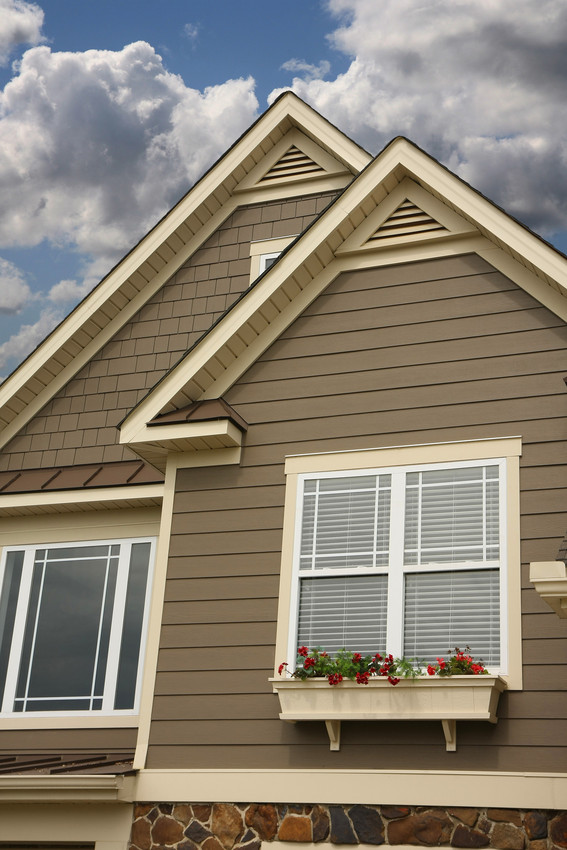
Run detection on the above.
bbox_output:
[270,675,507,752]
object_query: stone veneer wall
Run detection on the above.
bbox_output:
[130,803,567,850]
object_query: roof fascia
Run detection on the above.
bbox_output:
[0,93,370,451]
[0,483,163,517]
[119,136,567,436]
[0,773,134,803]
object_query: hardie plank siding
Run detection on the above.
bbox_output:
[0,191,337,472]
[147,252,567,771]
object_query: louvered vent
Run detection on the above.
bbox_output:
[260,145,325,182]
[367,200,446,242]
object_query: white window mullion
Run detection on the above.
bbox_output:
[101,543,130,712]
[2,549,34,713]
[386,471,405,657]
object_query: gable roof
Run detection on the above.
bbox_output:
[117,134,567,462]
[0,92,370,453]
[3,99,567,467]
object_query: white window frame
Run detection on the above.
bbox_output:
[274,438,523,689]
[0,536,155,718]
[249,235,297,283]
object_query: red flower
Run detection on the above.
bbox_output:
[327,673,343,686]
[388,676,400,686]
[356,672,370,685]
[427,664,436,676]
[304,656,316,669]
[436,657,446,669]
[352,652,362,664]
[278,663,287,675]
[298,646,309,657]
[472,663,485,675]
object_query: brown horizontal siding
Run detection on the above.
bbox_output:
[147,253,567,773]
[0,727,137,754]
[0,192,338,472]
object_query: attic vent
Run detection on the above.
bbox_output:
[367,200,446,242]
[260,145,325,182]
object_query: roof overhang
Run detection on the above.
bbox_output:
[119,136,567,434]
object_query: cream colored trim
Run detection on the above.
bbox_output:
[0,714,138,730]
[336,177,477,254]
[133,768,567,809]
[235,128,353,193]
[0,800,134,850]
[0,506,160,547]
[284,436,522,474]
[0,483,163,515]
[0,775,133,803]
[249,235,297,282]
[276,437,523,690]
[133,454,178,769]
[530,561,567,617]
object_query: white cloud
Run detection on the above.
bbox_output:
[0,0,44,64]
[271,0,567,237]
[0,41,258,266]
[183,23,199,41]
[0,257,32,312]
[281,58,331,81]
[0,306,60,373]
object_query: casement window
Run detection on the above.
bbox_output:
[0,538,155,715]
[278,440,522,684]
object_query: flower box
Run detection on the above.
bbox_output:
[270,675,507,752]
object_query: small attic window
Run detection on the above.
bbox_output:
[259,252,280,273]
[249,235,297,283]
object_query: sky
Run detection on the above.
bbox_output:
[1,0,567,381]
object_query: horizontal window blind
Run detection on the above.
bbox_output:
[300,475,391,570]
[298,574,388,655]
[403,568,500,665]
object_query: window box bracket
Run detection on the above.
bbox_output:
[271,676,507,752]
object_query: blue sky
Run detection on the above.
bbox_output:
[1,0,567,380]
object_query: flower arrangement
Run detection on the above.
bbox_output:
[278,646,488,686]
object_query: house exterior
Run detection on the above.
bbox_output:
[0,92,566,849]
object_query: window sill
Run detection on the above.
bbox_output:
[270,675,507,752]
[0,713,139,730]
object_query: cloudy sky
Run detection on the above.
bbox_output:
[1,0,566,380]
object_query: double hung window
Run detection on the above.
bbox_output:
[290,459,505,669]
[0,538,154,715]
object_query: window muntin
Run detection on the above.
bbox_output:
[0,538,154,715]
[290,459,506,668]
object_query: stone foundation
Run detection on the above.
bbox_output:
[129,804,567,850]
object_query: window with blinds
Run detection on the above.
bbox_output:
[291,459,505,668]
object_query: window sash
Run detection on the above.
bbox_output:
[0,538,154,716]
[289,459,506,669]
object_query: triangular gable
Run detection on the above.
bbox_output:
[234,128,353,193]
[0,93,371,453]
[118,135,567,455]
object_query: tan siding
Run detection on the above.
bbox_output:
[0,192,339,471]
[147,253,567,772]
[0,727,137,754]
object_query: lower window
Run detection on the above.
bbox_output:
[0,538,155,714]
[291,459,505,668]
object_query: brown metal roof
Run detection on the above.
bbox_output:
[0,460,163,495]
[0,753,135,775]
[148,397,248,432]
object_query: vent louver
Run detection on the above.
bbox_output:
[260,145,325,182]
[367,200,446,242]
